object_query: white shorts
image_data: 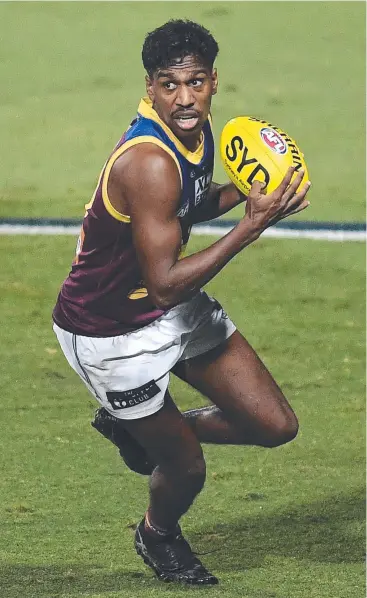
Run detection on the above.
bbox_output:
[53,291,236,420]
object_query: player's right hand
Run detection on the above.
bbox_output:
[243,167,311,231]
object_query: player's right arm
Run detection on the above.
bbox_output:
[109,146,310,310]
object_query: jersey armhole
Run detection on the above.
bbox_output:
[101,136,183,223]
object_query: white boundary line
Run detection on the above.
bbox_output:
[193,225,366,242]
[0,223,365,242]
[0,225,81,235]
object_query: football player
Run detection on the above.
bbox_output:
[53,19,310,585]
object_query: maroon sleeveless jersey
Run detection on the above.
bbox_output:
[53,98,215,337]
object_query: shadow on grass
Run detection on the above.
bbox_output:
[191,488,365,571]
[1,489,364,596]
[0,566,155,598]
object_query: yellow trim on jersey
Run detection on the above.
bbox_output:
[179,245,187,259]
[84,164,106,216]
[102,136,183,222]
[138,97,205,165]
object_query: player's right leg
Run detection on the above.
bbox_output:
[52,318,218,584]
[93,394,217,583]
[120,392,217,584]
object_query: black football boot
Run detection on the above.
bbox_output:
[91,407,154,475]
[134,519,218,585]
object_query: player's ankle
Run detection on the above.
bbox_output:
[144,511,176,540]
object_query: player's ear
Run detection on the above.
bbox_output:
[211,68,218,95]
[145,74,154,102]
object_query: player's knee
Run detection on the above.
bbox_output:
[169,454,206,495]
[263,412,299,448]
[160,451,206,491]
[184,455,207,491]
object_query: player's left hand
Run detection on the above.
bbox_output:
[273,177,311,223]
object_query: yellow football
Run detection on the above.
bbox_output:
[220,116,309,196]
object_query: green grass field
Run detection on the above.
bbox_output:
[0,234,365,598]
[0,2,365,597]
[0,1,365,221]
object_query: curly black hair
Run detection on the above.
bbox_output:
[142,19,219,76]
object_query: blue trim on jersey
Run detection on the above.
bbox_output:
[124,111,215,240]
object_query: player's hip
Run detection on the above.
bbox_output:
[53,291,236,420]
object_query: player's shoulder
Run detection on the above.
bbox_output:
[110,141,181,197]
[116,141,178,178]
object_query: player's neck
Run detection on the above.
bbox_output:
[178,133,202,153]
[150,100,203,153]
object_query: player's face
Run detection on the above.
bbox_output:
[146,55,218,151]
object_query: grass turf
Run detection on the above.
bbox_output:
[0,234,364,598]
[0,1,365,221]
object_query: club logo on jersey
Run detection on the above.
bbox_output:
[177,202,189,217]
[194,172,212,206]
[260,128,287,155]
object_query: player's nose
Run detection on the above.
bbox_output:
[175,84,195,108]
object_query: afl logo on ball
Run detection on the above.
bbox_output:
[260,128,287,155]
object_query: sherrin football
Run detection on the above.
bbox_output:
[220,116,309,196]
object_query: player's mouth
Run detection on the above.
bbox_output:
[173,112,200,131]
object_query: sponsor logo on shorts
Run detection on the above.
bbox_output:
[106,380,160,410]
[260,127,287,155]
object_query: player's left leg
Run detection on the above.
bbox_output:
[90,292,296,467]
[91,407,154,474]
[173,329,298,448]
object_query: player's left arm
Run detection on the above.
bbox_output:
[192,182,246,223]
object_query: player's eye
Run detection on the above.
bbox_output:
[191,79,204,88]
[163,81,177,90]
